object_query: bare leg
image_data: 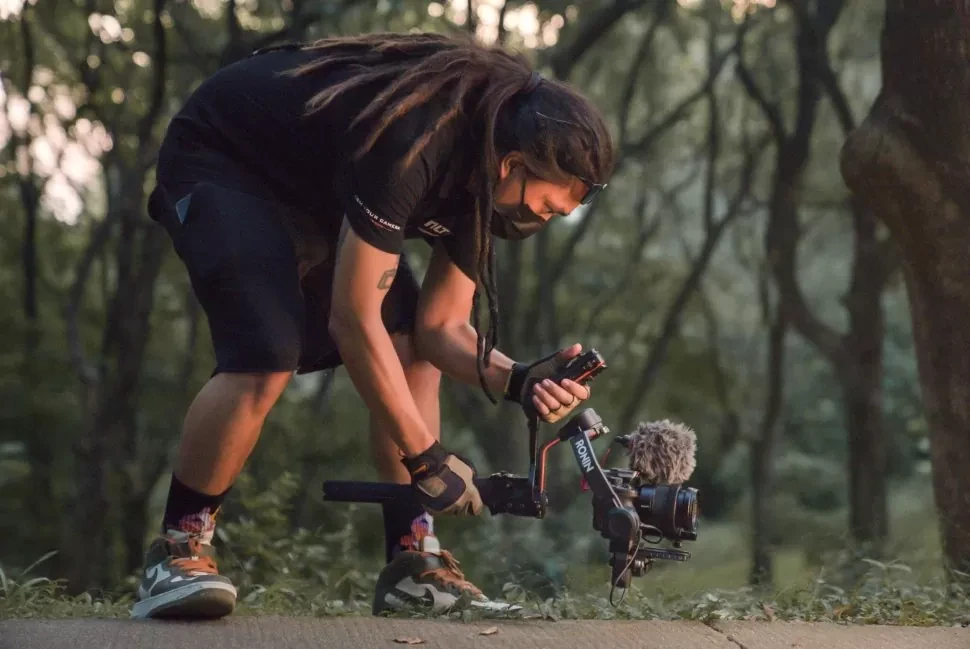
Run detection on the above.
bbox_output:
[369,334,497,615]
[370,333,442,484]
[176,371,293,494]
[134,371,292,621]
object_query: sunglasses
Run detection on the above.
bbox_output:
[576,175,607,205]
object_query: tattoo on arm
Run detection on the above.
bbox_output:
[378,266,398,290]
[336,217,398,290]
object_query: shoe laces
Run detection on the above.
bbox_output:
[420,549,483,597]
[168,537,218,575]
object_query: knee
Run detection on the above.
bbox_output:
[215,371,292,418]
[391,334,441,390]
[408,359,442,395]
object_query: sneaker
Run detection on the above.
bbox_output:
[130,535,237,619]
[372,537,521,616]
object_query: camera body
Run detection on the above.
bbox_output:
[592,468,698,588]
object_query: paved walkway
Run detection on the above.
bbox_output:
[1,616,967,649]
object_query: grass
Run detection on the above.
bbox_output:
[3,523,970,625]
[0,552,127,620]
[3,478,968,625]
[3,557,970,626]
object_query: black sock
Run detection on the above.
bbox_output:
[161,473,230,543]
[382,502,434,563]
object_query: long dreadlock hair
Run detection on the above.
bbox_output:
[277,32,614,402]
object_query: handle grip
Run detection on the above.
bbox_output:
[552,348,607,386]
[322,473,544,517]
[321,480,415,504]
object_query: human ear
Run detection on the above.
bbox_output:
[498,151,524,181]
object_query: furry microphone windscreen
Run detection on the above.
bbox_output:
[624,420,697,485]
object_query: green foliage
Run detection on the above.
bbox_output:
[3,511,970,626]
[215,471,377,613]
[775,452,846,512]
[0,552,129,619]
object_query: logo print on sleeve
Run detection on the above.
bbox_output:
[354,195,402,232]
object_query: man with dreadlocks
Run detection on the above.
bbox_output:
[132,32,614,620]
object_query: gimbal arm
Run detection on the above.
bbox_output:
[322,408,618,518]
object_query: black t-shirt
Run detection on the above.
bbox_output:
[163,47,481,280]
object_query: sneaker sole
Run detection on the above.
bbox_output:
[374,589,524,617]
[376,588,456,616]
[130,582,237,620]
[469,599,523,614]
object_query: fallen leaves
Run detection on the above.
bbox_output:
[394,625,501,644]
[393,627,499,645]
[762,603,776,621]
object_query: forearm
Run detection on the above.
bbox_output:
[330,315,435,457]
[415,322,516,396]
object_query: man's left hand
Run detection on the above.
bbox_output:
[505,343,592,424]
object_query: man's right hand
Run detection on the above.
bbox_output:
[403,441,483,516]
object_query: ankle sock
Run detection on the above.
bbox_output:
[382,502,435,563]
[161,473,230,544]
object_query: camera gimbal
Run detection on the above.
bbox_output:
[322,407,699,595]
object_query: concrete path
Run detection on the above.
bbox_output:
[1,616,967,649]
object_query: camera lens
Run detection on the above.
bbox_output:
[636,484,699,541]
[675,487,699,540]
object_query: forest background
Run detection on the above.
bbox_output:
[3,0,967,624]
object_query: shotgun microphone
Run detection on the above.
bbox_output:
[615,419,697,485]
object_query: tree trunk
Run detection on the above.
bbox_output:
[122,494,151,577]
[66,393,112,593]
[20,179,39,360]
[70,209,169,590]
[841,0,970,575]
[841,363,887,550]
[750,249,788,587]
[842,200,890,551]
[111,165,171,577]
[741,0,892,553]
[750,313,786,587]
[15,10,40,370]
[117,224,170,578]
[65,164,170,593]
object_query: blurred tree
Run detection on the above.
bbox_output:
[7,8,41,373]
[738,0,895,557]
[841,0,970,578]
[49,0,180,592]
[748,251,787,586]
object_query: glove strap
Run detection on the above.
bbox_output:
[504,363,529,403]
[402,440,448,476]
[505,350,561,405]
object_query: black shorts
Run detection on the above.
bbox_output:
[149,148,421,376]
